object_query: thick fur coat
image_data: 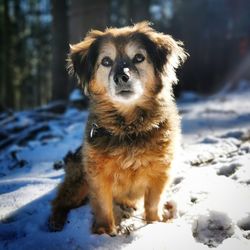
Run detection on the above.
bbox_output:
[49,22,187,236]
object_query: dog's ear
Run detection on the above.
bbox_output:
[134,22,188,79]
[152,33,188,73]
[67,30,103,95]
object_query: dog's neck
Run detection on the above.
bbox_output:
[86,96,179,150]
[89,96,174,136]
[87,118,168,148]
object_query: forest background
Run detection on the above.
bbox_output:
[1,0,250,110]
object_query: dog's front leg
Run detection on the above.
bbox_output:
[89,174,116,236]
[144,173,168,222]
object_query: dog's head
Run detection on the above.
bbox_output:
[68,22,187,105]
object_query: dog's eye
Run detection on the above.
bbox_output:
[133,53,145,64]
[101,56,113,67]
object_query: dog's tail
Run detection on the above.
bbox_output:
[49,146,89,232]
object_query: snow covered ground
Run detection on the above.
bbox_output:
[0,86,250,250]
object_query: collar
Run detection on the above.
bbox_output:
[88,120,167,148]
[89,123,113,139]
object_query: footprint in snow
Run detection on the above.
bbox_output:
[172,176,184,186]
[192,210,234,248]
[238,215,250,231]
[217,163,241,177]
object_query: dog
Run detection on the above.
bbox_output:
[49,21,187,236]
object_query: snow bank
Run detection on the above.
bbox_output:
[0,89,250,249]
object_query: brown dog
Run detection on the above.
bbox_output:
[49,22,187,236]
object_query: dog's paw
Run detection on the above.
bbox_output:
[92,221,117,236]
[162,201,177,222]
[119,203,137,219]
[48,210,68,232]
[145,213,161,223]
[145,201,177,223]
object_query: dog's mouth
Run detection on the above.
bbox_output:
[111,79,144,103]
[116,89,134,97]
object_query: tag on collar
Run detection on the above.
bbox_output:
[90,123,99,138]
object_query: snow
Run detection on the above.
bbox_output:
[69,89,84,102]
[0,87,250,250]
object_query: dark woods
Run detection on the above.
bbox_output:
[1,0,250,110]
[1,0,51,110]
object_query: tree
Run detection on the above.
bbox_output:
[128,0,150,23]
[68,0,110,92]
[170,0,230,94]
[69,0,110,43]
[2,0,14,108]
[110,0,151,27]
[51,0,69,101]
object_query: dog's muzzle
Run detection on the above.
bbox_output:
[113,60,133,96]
[113,68,130,86]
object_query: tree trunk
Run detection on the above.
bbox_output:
[3,0,14,109]
[69,0,110,43]
[68,0,110,91]
[128,0,150,23]
[51,0,69,101]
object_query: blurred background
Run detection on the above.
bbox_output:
[0,0,250,111]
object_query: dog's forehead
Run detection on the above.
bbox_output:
[99,34,145,56]
[99,41,116,57]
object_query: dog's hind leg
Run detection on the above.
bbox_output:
[49,148,88,231]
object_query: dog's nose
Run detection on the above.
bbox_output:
[113,68,130,85]
[114,73,129,84]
